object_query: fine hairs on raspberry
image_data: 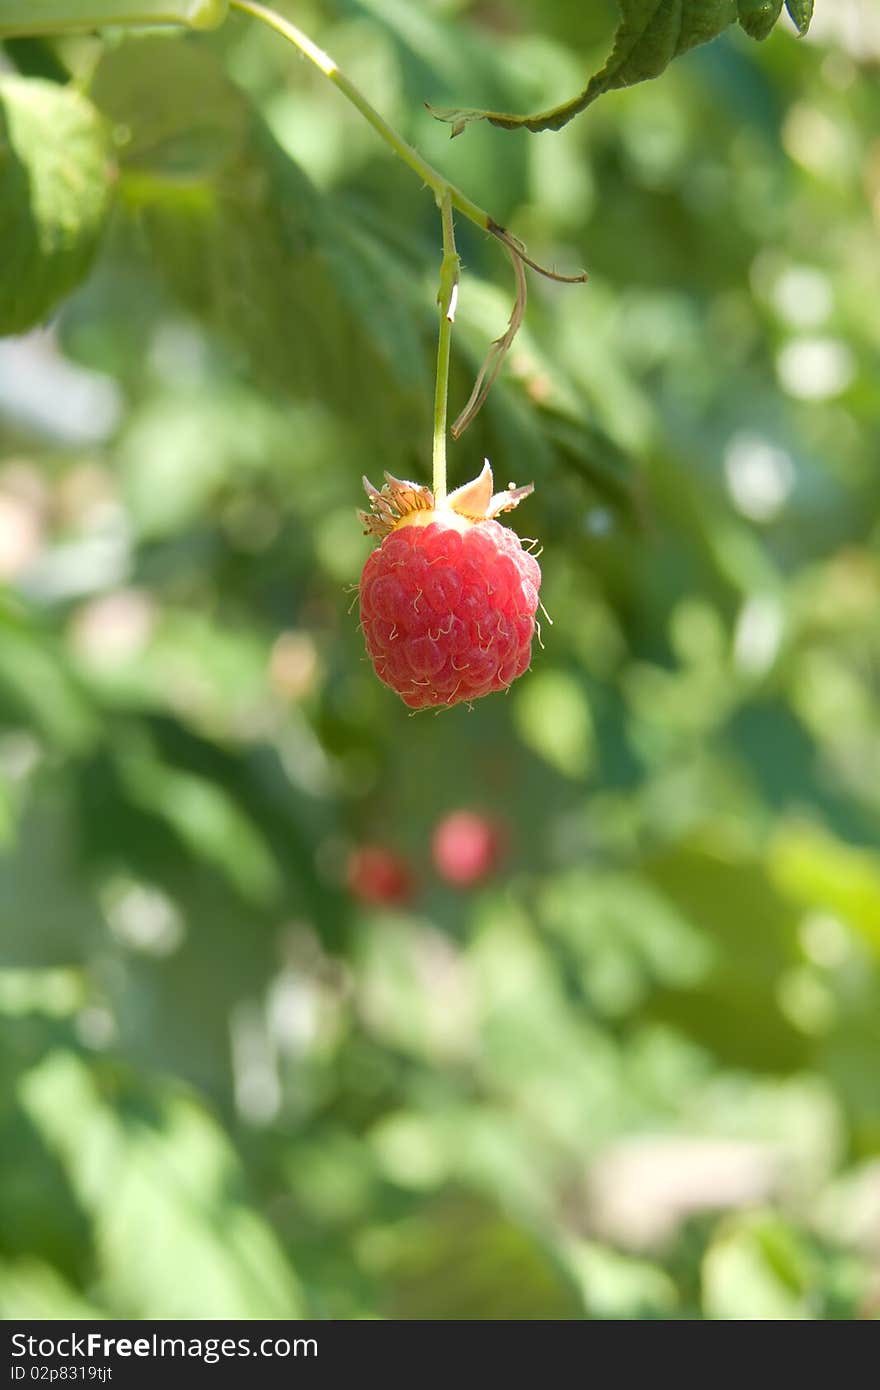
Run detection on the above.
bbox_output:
[358,462,541,710]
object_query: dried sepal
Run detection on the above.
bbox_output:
[485,479,535,517]
[362,460,532,539]
[383,472,435,517]
[446,459,533,519]
[360,473,434,538]
[445,460,494,518]
[358,509,392,538]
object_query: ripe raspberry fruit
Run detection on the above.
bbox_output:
[358,462,541,709]
[346,845,413,907]
[432,810,505,887]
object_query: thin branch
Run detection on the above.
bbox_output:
[452,243,527,439]
[489,223,588,285]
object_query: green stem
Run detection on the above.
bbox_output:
[228,0,491,235]
[432,192,459,505]
[227,4,585,482]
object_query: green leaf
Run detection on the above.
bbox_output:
[372,1196,584,1319]
[784,0,814,35]
[512,669,594,779]
[644,844,810,1072]
[0,1259,104,1319]
[702,1212,818,1319]
[0,1,226,35]
[430,0,806,135]
[769,824,880,955]
[0,616,98,752]
[737,0,784,41]
[0,794,103,968]
[0,76,112,333]
[113,387,289,538]
[89,37,430,462]
[2,36,70,82]
[89,32,246,181]
[115,742,282,906]
[569,1241,679,1319]
[19,1051,304,1318]
[540,412,641,517]
[539,870,713,1016]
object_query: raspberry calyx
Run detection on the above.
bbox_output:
[358,461,541,710]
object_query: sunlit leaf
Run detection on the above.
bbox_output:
[0,76,112,333]
[701,1211,856,1320]
[769,824,880,955]
[19,1050,304,1318]
[568,1240,679,1319]
[0,617,98,751]
[513,669,594,778]
[0,1,226,34]
[737,1,784,40]
[784,0,814,36]
[0,1258,103,1319]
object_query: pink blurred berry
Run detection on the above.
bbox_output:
[432,810,504,887]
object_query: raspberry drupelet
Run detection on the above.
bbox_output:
[358,462,541,709]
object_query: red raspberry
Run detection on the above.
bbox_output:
[358,464,541,710]
[432,810,505,887]
[346,845,413,907]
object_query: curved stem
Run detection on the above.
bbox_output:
[229,0,490,234]
[228,0,585,451]
[432,192,459,504]
[489,224,587,285]
[452,240,524,440]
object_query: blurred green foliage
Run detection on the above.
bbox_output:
[1,0,879,1321]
